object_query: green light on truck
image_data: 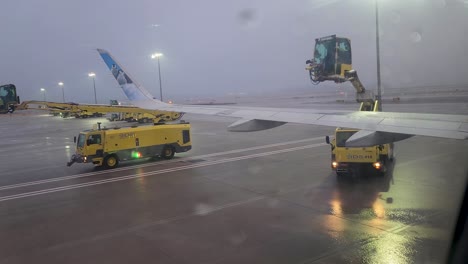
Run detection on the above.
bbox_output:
[131,151,141,159]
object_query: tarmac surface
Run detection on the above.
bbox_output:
[0,100,467,264]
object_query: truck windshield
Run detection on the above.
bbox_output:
[77,134,86,148]
[314,39,335,74]
[336,38,351,65]
[336,131,357,147]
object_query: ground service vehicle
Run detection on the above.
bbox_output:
[107,113,123,121]
[17,101,183,123]
[0,84,20,114]
[73,111,106,118]
[67,122,192,168]
[128,112,157,123]
[108,112,151,122]
[306,35,393,177]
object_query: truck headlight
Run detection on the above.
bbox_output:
[373,162,381,169]
[332,161,338,168]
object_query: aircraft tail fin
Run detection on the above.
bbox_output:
[96,49,162,103]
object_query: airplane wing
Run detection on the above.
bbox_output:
[97,49,468,146]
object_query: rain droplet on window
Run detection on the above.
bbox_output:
[237,8,259,28]
[435,0,447,8]
[410,31,422,43]
[390,11,401,24]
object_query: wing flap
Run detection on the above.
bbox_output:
[228,119,286,132]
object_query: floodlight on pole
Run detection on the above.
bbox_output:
[375,0,382,111]
[151,53,163,59]
[151,53,164,102]
[58,82,65,102]
[88,72,97,104]
[40,88,46,101]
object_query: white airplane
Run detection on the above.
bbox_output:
[97,49,468,147]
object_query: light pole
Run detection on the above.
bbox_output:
[375,0,382,111]
[88,72,97,104]
[151,53,163,102]
[40,88,46,101]
[58,82,65,102]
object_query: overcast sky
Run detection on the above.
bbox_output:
[1,0,467,103]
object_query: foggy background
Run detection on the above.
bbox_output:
[1,0,467,104]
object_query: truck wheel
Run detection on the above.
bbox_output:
[104,155,119,169]
[161,146,175,160]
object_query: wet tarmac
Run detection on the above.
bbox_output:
[0,101,467,264]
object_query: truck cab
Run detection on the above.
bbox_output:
[0,84,20,114]
[306,35,353,84]
[326,128,393,177]
[73,130,105,165]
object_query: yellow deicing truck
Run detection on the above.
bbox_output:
[324,100,394,177]
[67,122,192,168]
[306,35,394,177]
[325,128,393,177]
